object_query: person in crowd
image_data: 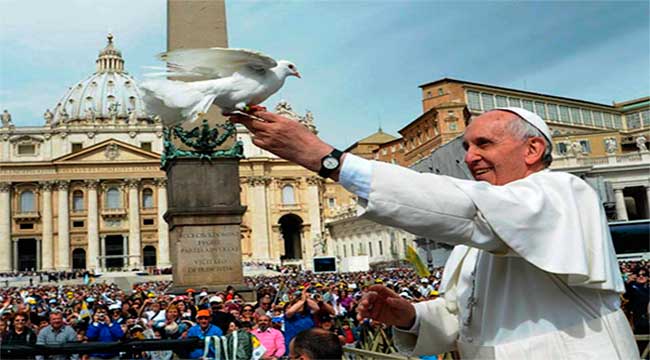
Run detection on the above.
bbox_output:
[288,328,343,360]
[160,304,187,339]
[141,298,166,329]
[283,286,318,354]
[230,106,639,358]
[36,311,79,360]
[0,318,9,342]
[186,309,223,359]
[208,296,235,334]
[226,319,241,334]
[4,312,37,358]
[251,314,285,359]
[86,305,125,360]
[255,294,273,318]
[240,304,256,323]
[108,304,123,326]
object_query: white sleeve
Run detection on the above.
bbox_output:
[358,160,508,253]
[393,299,459,356]
[338,153,372,200]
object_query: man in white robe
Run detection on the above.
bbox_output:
[230,107,638,359]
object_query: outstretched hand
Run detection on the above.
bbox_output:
[356,285,416,329]
[229,110,334,175]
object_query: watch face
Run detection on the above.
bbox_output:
[323,156,339,170]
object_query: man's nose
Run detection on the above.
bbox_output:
[464,147,480,165]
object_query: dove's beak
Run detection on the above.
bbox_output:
[293,72,301,79]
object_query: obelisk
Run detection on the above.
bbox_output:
[165,0,249,297]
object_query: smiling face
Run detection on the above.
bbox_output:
[463,110,544,185]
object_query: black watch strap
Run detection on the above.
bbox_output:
[318,149,344,178]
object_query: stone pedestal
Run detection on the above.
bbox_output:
[164,158,252,299]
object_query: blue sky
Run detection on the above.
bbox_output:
[0,0,648,149]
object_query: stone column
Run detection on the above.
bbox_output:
[0,182,12,272]
[123,235,129,268]
[248,177,271,260]
[155,178,171,268]
[40,181,54,270]
[305,177,323,266]
[85,180,100,271]
[100,235,106,270]
[36,238,41,270]
[126,178,142,268]
[614,188,628,221]
[56,181,70,270]
[12,239,18,271]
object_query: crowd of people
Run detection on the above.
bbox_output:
[0,260,646,359]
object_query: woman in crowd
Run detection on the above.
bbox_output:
[4,312,37,358]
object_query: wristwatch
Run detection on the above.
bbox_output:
[318,149,343,178]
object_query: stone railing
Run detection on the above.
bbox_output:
[552,151,650,168]
[100,207,127,218]
[13,211,40,221]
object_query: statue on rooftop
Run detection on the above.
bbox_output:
[44,109,54,125]
[1,110,12,127]
[59,108,69,123]
[85,107,96,123]
[636,135,648,152]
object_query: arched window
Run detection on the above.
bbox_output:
[142,188,154,208]
[106,187,121,209]
[72,190,84,211]
[20,191,35,212]
[282,185,295,205]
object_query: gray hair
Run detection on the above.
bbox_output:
[505,117,553,167]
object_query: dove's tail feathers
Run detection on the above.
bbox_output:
[185,94,218,123]
[139,79,216,126]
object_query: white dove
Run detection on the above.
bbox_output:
[139,47,301,126]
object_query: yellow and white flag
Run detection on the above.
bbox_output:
[405,245,430,278]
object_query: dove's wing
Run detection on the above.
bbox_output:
[151,47,278,81]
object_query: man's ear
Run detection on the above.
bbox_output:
[524,137,546,166]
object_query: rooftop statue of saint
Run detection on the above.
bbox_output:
[1,109,13,127]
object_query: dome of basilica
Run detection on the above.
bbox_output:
[49,34,153,126]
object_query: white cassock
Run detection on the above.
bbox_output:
[338,154,639,359]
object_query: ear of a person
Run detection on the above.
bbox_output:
[524,137,546,166]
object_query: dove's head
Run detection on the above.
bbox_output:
[276,60,301,79]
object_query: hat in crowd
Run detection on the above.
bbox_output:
[197,309,211,318]
[26,297,37,305]
[420,278,429,284]
[399,292,413,300]
[186,288,196,294]
[209,296,223,304]
[86,297,95,303]
[431,290,440,296]
[348,283,357,290]
[48,299,57,304]
[374,279,383,284]
[130,325,144,333]
[199,291,208,297]
[492,107,553,145]
[109,304,121,311]
[147,292,156,298]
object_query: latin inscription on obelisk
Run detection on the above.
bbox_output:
[175,225,243,285]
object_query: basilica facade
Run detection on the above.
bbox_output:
[0,35,327,272]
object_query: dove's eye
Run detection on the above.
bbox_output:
[288,64,295,70]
